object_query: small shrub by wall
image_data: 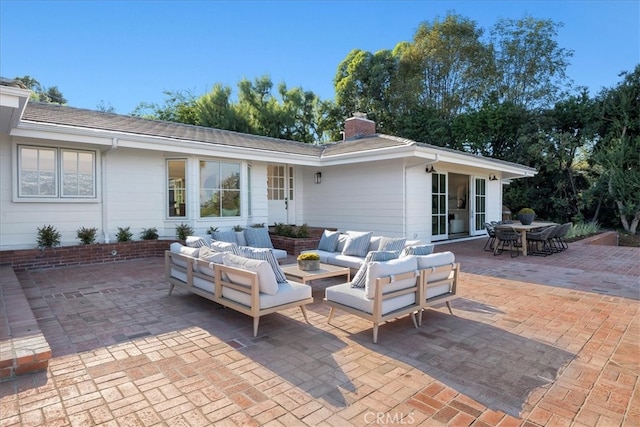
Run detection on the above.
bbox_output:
[0,240,173,271]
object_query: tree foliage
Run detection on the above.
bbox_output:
[14,75,67,104]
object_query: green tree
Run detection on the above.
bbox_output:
[591,66,640,233]
[132,90,198,124]
[14,75,67,104]
[405,13,492,117]
[489,16,573,109]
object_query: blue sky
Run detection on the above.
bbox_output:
[1,1,638,114]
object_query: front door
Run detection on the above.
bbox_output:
[472,177,487,235]
[267,164,295,225]
[431,172,448,241]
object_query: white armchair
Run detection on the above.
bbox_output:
[324,256,423,343]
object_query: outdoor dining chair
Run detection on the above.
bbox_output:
[525,225,557,256]
[483,222,496,252]
[493,225,521,257]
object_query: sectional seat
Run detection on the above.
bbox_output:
[324,251,459,343]
[165,243,312,336]
[302,230,429,270]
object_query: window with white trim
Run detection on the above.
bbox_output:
[18,145,96,198]
[199,160,241,217]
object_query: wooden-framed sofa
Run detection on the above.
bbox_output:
[165,244,312,337]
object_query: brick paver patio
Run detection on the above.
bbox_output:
[1,237,638,426]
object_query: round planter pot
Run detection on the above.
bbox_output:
[518,213,535,225]
[298,260,320,271]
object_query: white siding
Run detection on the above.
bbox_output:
[300,159,407,236]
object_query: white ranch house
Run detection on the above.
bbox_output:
[0,83,535,250]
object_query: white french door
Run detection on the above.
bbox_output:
[472,177,487,235]
[267,164,295,225]
[431,172,448,241]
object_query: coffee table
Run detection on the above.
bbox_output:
[281,263,351,284]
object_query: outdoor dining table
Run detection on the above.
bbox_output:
[494,221,558,256]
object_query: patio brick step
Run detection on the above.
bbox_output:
[0,266,51,380]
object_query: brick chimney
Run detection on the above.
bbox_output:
[343,112,376,139]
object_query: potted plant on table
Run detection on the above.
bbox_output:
[517,208,536,225]
[297,252,320,271]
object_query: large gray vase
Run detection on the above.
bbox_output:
[518,213,535,225]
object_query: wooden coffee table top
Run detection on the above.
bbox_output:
[281,263,351,284]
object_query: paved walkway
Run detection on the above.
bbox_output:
[1,237,638,426]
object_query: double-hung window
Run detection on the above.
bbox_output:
[18,145,96,198]
[200,160,241,217]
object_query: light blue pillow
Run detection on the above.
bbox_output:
[211,230,238,244]
[378,237,407,252]
[401,244,435,257]
[342,232,373,257]
[238,246,287,283]
[350,251,400,288]
[318,230,340,252]
[244,227,274,249]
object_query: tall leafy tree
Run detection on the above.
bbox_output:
[591,66,640,233]
[14,75,67,104]
[405,13,492,117]
[132,90,198,124]
[489,16,573,109]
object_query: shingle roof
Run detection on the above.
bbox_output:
[22,103,323,156]
[20,103,534,173]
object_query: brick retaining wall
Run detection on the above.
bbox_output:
[0,240,173,271]
[578,231,619,246]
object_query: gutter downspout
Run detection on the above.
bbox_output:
[101,138,118,243]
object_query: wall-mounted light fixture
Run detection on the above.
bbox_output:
[314,172,322,184]
[425,164,437,173]
[489,174,499,181]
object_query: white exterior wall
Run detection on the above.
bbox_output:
[300,159,408,236]
[404,165,431,241]
[0,132,272,248]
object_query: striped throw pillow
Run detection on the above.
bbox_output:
[378,237,407,252]
[211,230,238,244]
[238,246,287,283]
[210,241,240,255]
[318,230,340,252]
[186,236,208,248]
[342,231,373,257]
[401,244,435,257]
[244,227,274,249]
[350,251,400,288]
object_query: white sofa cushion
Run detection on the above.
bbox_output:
[169,243,199,269]
[222,280,312,310]
[351,251,400,288]
[222,253,279,296]
[415,251,455,282]
[326,253,365,270]
[325,283,416,315]
[365,256,419,299]
[197,247,225,277]
[342,231,373,257]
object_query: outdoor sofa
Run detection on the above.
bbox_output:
[300,230,429,270]
[165,243,312,337]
